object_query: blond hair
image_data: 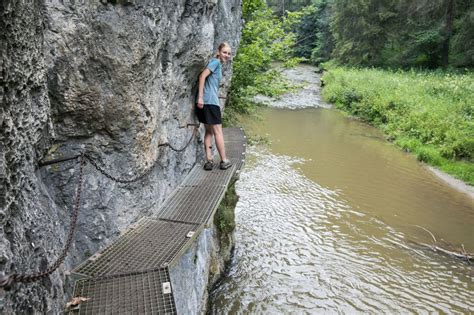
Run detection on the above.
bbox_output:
[215,42,231,58]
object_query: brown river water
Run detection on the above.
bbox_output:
[210,66,473,314]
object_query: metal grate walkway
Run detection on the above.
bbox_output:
[73,269,176,315]
[223,127,246,173]
[69,128,246,314]
[158,165,236,224]
[73,219,199,277]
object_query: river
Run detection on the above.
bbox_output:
[210,65,473,314]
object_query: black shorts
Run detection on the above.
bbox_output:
[196,104,222,125]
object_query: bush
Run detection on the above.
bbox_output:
[226,0,303,124]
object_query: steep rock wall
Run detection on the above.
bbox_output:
[0,0,241,313]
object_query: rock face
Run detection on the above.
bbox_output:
[170,227,220,314]
[0,0,242,313]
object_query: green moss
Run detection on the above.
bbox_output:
[46,143,61,155]
[214,183,238,236]
[246,133,270,146]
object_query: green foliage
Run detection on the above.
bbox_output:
[292,5,318,59]
[331,0,398,66]
[266,0,313,15]
[393,1,447,69]
[283,56,306,68]
[214,184,238,235]
[288,0,474,69]
[322,67,474,184]
[415,146,444,166]
[246,69,299,97]
[289,0,334,65]
[243,0,266,20]
[450,2,474,67]
[310,0,333,65]
[226,0,302,124]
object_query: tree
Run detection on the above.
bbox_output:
[292,5,318,59]
[442,0,455,67]
[267,0,313,15]
[331,0,398,66]
[450,0,474,68]
[310,0,334,65]
[324,0,473,69]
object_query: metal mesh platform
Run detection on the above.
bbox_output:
[181,163,235,187]
[71,269,176,314]
[158,166,235,224]
[73,219,198,278]
[224,128,246,173]
[223,127,246,143]
[69,127,246,313]
[157,128,245,236]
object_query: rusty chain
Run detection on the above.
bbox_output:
[85,125,198,184]
[0,124,199,290]
[159,125,198,153]
[85,154,158,184]
[0,154,86,291]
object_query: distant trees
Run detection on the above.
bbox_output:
[448,0,474,67]
[333,0,408,66]
[267,0,313,16]
[283,0,474,69]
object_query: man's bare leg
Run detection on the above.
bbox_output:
[212,124,227,162]
[204,124,214,161]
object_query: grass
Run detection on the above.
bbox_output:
[322,65,474,185]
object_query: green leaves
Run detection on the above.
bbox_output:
[226,0,300,124]
[242,0,266,20]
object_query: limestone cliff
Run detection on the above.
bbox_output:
[0,0,242,313]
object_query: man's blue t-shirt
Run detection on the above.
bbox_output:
[203,58,222,106]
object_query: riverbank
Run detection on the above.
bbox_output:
[425,165,474,199]
[321,66,474,186]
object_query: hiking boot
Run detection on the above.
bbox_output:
[219,160,232,170]
[203,160,214,171]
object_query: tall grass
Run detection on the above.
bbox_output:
[322,66,474,185]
